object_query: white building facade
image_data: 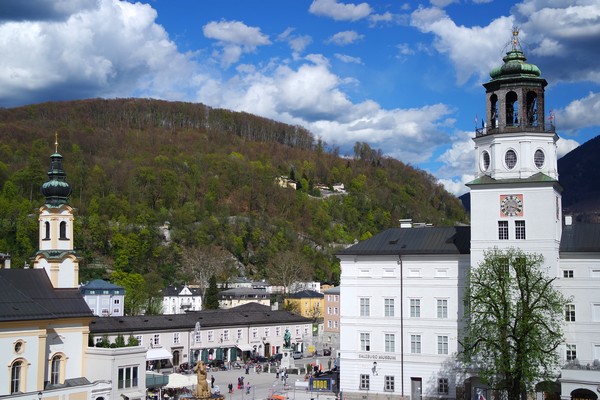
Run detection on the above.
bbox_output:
[338,36,600,400]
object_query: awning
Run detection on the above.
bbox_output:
[147,347,173,361]
[236,344,255,352]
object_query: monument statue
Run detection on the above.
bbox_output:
[193,360,211,398]
[283,328,291,348]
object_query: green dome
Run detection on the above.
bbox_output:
[490,49,541,80]
[40,153,72,206]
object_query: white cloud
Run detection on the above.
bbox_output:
[410,6,514,85]
[326,30,364,46]
[0,0,198,106]
[309,0,372,21]
[334,53,363,64]
[551,92,600,132]
[202,20,272,68]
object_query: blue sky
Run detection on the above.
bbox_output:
[1,0,599,195]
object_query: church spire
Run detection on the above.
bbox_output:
[40,136,72,207]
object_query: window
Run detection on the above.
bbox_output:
[263,328,270,338]
[50,354,61,385]
[59,221,68,239]
[384,298,395,317]
[252,328,258,339]
[498,221,509,240]
[135,335,143,346]
[327,307,332,315]
[118,366,139,389]
[566,344,577,361]
[327,320,332,328]
[534,149,545,168]
[295,326,300,335]
[194,332,201,343]
[360,333,371,351]
[11,360,22,394]
[438,336,449,354]
[153,334,160,346]
[44,221,50,240]
[565,304,576,322]
[384,333,395,352]
[592,304,600,322]
[384,376,395,392]
[515,220,526,239]
[173,332,180,344]
[223,329,230,341]
[563,270,574,278]
[114,299,121,304]
[360,298,370,317]
[208,330,215,342]
[437,299,448,319]
[360,374,370,390]
[334,307,338,315]
[275,327,280,337]
[410,299,420,318]
[438,378,449,395]
[410,335,421,354]
[237,329,243,340]
[505,149,517,169]
[334,320,338,328]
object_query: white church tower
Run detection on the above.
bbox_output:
[468,29,562,275]
[32,136,80,288]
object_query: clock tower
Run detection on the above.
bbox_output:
[468,29,562,275]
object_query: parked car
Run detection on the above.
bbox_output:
[269,353,283,363]
[292,351,303,359]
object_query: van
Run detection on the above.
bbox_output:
[292,351,303,359]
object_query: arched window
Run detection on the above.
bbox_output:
[44,221,50,240]
[506,91,518,126]
[526,91,538,126]
[59,221,67,240]
[490,94,498,128]
[50,354,62,384]
[10,360,22,394]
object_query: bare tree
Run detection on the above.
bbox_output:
[267,250,313,296]
[181,244,237,299]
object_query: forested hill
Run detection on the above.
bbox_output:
[0,98,468,288]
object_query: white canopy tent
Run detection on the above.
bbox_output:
[165,373,198,389]
[147,347,173,361]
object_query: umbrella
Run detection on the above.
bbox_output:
[165,373,196,389]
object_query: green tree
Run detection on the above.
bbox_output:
[460,248,569,400]
[204,275,220,309]
[111,270,147,315]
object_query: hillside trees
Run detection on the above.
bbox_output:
[0,98,468,288]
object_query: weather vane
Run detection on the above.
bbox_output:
[54,132,59,153]
[512,26,520,50]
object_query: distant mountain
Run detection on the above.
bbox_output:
[558,135,600,222]
[459,135,600,222]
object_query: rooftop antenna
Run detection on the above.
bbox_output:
[54,132,59,153]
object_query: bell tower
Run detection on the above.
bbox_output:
[468,29,562,275]
[32,136,80,288]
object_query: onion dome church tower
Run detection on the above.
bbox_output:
[468,29,562,275]
[32,136,80,288]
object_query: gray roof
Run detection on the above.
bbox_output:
[80,279,124,294]
[0,269,94,322]
[560,223,600,252]
[323,286,340,295]
[287,290,324,299]
[90,303,311,335]
[219,288,268,296]
[163,284,201,296]
[337,226,471,256]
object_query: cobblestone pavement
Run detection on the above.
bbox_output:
[203,362,336,400]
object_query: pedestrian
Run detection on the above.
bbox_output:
[246,382,251,395]
[228,383,233,393]
[211,375,215,388]
[245,365,249,375]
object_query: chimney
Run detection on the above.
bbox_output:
[399,219,412,228]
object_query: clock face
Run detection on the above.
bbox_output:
[500,194,523,217]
